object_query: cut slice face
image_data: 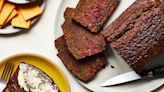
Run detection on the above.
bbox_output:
[55,36,107,82]
[73,0,120,33]
[62,8,106,60]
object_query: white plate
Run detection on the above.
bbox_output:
[0,0,46,34]
[7,0,35,4]
[54,0,164,92]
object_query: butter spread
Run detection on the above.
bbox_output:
[18,63,59,92]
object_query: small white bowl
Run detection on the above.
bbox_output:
[7,0,36,4]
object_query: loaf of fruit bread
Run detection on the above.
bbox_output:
[73,0,120,33]
[7,63,60,92]
[55,36,107,82]
[62,8,106,60]
[102,0,164,73]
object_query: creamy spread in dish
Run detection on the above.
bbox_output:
[17,63,60,92]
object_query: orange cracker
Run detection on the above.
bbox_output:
[0,3,15,25]
[18,5,42,20]
[0,9,17,28]
[11,10,31,29]
[0,0,4,11]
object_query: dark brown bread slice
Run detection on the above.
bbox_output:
[102,0,164,73]
[55,36,107,82]
[62,8,106,60]
[73,0,119,33]
[7,63,60,92]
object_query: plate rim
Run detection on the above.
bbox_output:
[7,0,35,4]
[0,53,71,92]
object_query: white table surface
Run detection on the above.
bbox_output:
[0,0,163,92]
[0,0,89,92]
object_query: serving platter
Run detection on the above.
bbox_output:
[0,53,70,92]
[54,0,164,92]
[0,0,46,34]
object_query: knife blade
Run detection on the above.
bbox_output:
[100,66,164,87]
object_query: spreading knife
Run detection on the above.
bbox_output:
[100,66,164,87]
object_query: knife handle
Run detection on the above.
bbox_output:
[141,66,164,77]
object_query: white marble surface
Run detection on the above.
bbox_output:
[0,0,163,92]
